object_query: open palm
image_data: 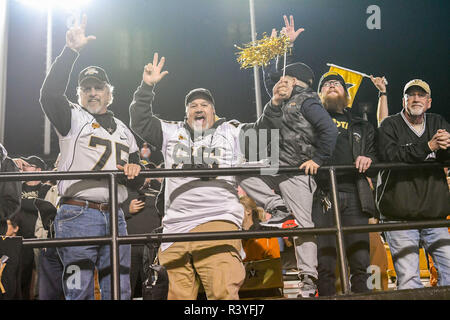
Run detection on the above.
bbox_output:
[66,14,96,52]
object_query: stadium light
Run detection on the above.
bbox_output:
[16,0,91,155]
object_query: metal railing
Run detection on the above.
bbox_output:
[1,162,449,300]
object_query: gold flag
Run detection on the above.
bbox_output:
[327,65,364,108]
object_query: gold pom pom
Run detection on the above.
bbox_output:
[235,34,291,69]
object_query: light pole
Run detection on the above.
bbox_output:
[43,6,52,155]
[249,0,263,118]
[15,0,89,155]
[0,0,10,145]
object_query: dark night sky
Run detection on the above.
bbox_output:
[4,0,450,164]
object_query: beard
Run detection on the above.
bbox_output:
[406,104,425,117]
[322,92,348,113]
[85,103,104,115]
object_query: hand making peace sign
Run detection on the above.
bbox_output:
[142,52,169,86]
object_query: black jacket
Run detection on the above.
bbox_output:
[376,112,450,220]
[261,87,338,167]
[122,180,162,236]
[316,109,378,217]
[345,109,378,216]
[0,145,22,235]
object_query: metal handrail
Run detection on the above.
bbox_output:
[2,161,449,299]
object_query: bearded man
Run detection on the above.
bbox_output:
[312,71,378,296]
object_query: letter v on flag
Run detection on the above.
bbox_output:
[327,63,365,108]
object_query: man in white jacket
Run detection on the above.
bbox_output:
[130,53,277,300]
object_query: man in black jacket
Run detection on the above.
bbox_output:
[122,160,162,299]
[11,155,50,300]
[376,79,450,289]
[0,143,22,300]
[313,71,377,296]
[0,144,21,236]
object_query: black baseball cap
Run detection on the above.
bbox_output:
[185,88,215,106]
[78,66,111,86]
[20,156,47,170]
[317,71,348,94]
[282,62,315,87]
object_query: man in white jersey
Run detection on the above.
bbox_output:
[129,53,278,300]
[39,15,142,300]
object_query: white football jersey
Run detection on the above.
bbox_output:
[159,119,246,251]
[56,104,138,204]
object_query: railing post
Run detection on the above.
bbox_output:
[109,173,120,300]
[329,167,351,294]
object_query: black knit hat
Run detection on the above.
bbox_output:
[282,62,315,87]
[317,72,348,94]
[185,88,215,106]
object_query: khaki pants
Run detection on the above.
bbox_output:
[369,232,389,291]
[158,221,245,300]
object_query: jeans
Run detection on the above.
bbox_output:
[312,191,370,296]
[384,226,450,289]
[55,204,131,300]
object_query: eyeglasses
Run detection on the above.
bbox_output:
[322,80,343,88]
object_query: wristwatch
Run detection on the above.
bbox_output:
[378,91,387,98]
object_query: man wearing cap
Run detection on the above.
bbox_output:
[263,15,379,296]
[237,16,338,297]
[312,71,378,296]
[129,52,280,300]
[39,15,142,300]
[11,156,51,299]
[376,79,450,289]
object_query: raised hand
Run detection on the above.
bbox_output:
[66,14,96,52]
[272,77,294,106]
[12,158,29,171]
[370,75,387,93]
[282,15,304,44]
[143,52,169,86]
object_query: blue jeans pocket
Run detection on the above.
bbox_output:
[55,205,87,238]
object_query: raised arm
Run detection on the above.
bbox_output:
[263,15,304,98]
[39,14,96,136]
[370,75,388,127]
[129,53,169,150]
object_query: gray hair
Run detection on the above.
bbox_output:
[76,83,114,107]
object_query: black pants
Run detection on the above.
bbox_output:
[130,245,144,298]
[38,247,64,300]
[312,191,370,296]
[20,247,34,300]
